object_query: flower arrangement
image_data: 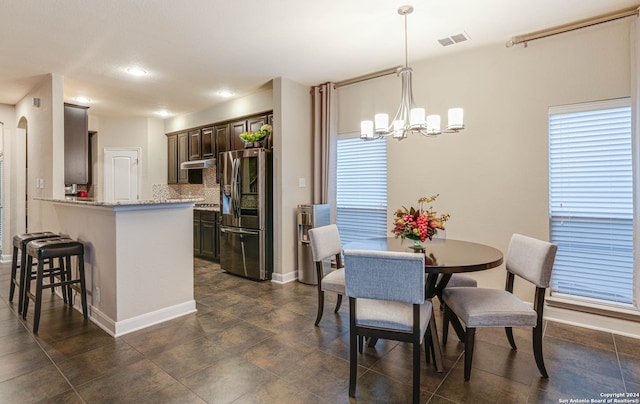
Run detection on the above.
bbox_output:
[392,195,450,242]
[240,124,272,143]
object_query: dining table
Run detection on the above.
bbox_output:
[343,237,504,372]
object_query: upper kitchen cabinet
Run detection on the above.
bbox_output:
[167,134,178,184]
[188,129,202,161]
[230,120,246,151]
[64,103,89,185]
[215,124,229,155]
[167,132,202,184]
[228,114,269,151]
[201,127,214,158]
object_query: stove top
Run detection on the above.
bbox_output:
[195,203,219,208]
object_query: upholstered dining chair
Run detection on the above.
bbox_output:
[308,224,345,326]
[344,249,432,404]
[442,233,557,381]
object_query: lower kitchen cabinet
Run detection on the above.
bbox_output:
[194,210,220,261]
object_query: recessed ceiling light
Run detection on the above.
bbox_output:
[127,67,147,76]
[216,90,234,98]
[75,96,91,103]
[156,110,170,117]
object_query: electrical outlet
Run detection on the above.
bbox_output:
[95,287,100,303]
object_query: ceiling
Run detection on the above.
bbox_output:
[1,0,639,118]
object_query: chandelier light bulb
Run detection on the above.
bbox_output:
[361,121,374,139]
[374,113,389,133]
[409,108,425,128]
[448,108,464,130]
[426,115,441,134]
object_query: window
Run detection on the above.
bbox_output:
[548,98,634,307]
[336,136,387,245]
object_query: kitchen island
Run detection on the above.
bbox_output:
[38,197,200,337]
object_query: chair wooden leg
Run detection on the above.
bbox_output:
[505,327,517,350]
[442,304,450,345]
[334,294,342,313]
[532,326,548,378]
[349,299,357,398]
[413,338,420,404]
[314,290,325,326]
[464,328,476,381]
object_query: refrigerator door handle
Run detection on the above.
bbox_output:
[230,156,241,220]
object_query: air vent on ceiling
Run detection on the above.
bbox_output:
[438,31,471,47]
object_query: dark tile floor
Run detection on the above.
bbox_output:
[0,258,639,403]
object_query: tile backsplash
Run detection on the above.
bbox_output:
[153,166,220,204]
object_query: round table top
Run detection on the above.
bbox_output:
[343,237,504,274]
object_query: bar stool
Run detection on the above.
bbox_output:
[23,238,88,333]
[9,232,59,314]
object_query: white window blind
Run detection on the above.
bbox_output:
[336,137,387,245]
[548,99,634,306]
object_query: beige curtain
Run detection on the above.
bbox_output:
[631,13,640,309]
[312,83,338,222]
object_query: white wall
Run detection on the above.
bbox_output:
[89,116,165,200]
[272,77,313,281]
[12,74,64,234]
[338,20,631,298]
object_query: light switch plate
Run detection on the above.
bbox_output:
[298,178,306,188]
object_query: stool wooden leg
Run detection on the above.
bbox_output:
[22,255,33,319]
[78,254,88,319]
[18,248,29,315]
[33,257,45,333]
[9,246,19,302]
[63,256,72,305]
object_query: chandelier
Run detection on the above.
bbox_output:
[360,5,464,140]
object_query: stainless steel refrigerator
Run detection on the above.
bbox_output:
[219,148,273,280]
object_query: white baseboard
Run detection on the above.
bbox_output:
[0,253,12,263]
[271,270,297,284]
[90,300,197,337]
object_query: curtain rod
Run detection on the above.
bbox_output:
[333,66,403,88]
[507,6,639,48]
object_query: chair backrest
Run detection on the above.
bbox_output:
[308,224,342,263]
[344,249,425,304]
[506,233,558,288]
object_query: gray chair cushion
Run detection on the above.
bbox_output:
[443,287,537,328]
[356,298,432,342]
[322,267,346,294]
[446,274,477,288]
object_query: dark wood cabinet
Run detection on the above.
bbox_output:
[230,120,246,151]
[248,115,267,133]
[64,103,89,185]
[194,210,219,261]
[188,129,201,161]
[167,134,178,184]
[177,132,189,183]
[167,111,272,184]
[201,127,214,158]
[167,132,202,184]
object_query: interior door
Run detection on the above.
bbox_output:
[104,148,140,201]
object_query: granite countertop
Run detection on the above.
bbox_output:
[36,197,204,207]
[194,204,220,212]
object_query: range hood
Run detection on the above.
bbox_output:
[180,158,216,170]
